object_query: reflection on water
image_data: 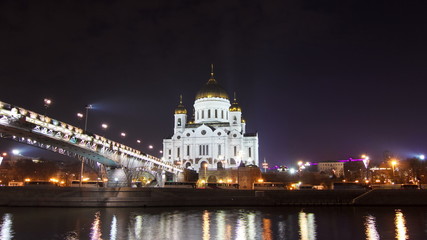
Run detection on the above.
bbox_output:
[0,214,13,240]
[1,207,427,239]
[364,215,379,240]
[395,209,409,240]
[110,215,117,240]
[203,210,210,240]
[299,211,317,240]
[90,211,102,240]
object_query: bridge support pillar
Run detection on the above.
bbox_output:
[106,167,131,187]
[175,172,185,182]
[155,170,166,187]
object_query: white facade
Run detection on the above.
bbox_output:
[318,162,345,177]
[163,70,259,172]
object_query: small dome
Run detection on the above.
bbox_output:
[195,66,229,100]
[241,118,246,123]
[229,93,241,112]
[175,95,187,114]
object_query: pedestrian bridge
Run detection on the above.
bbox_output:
[0,100,184,187]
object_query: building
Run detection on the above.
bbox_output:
[317,161,344,178]
[163,66,259,172]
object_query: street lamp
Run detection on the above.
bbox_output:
[419,155,425,160]
[120,132,126,137]
[101,123,108,130]
[391,160,398,176]
[137,140,141,144]
[84,104,93,132]
[43,98,52,115]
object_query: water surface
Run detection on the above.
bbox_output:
[0,206,426,239]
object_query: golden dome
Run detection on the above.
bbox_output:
[175,95,187,114]
[229,92,241,112]
[195,65,229,100]
[241,118,246,123]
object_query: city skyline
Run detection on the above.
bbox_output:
[1,1,427,167]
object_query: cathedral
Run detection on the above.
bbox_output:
[162,66,259,173]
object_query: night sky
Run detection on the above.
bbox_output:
[1,1,427,167]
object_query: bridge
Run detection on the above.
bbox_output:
[0,100,184,187]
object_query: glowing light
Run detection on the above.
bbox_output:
[262,218,272,240]
[257,178,264,183]
[2,152,7,157]
[299,211,317,240]
[391,160,398,166]
[364,215,380,240]
[101,123,108,129]
[298,161,303,166]
[49,178,59,183]
[110,215,117,240]
[90,212,102,240]
[24,178,31,182]
[43,98,52,106]
[77,113,84,118]
[11,149,20,155]
[289,168,296,174]
[355,180,359,183]
[202,211,210,240]
[0,213,14,240]
[137,140,141,143]
[395,209,408,240]
[419,155,425,160]
[148,145,153,149]
[121,132,126,137]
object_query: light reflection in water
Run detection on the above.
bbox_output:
[110,215,117,240]
[364,215,379,240]
[216,211,226,240]
[262,218,272,240]
[247,213,256,240]
[395,209,409,240]
[90,211,102,240]
[134,215,143,240]
[299,211,317,240]
[236,215,247,240]
[0,213,13,240]
[203,210,210,240]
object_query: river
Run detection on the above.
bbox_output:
[0,206,426,239]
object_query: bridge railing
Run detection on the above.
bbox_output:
[0,101,183,173]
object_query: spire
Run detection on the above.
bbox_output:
[210,64,214,78]
[233,92,237,102]
[175,94,187,114]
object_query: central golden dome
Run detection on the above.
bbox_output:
[195,66,229,100]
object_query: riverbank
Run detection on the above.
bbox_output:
[0,187,426,207]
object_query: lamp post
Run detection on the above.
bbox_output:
[391,160,398,181]
[84,105,93,132]
[43,98,52,116]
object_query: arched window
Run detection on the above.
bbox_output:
[177,118,181,126]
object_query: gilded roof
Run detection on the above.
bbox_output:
[195,77,229,100]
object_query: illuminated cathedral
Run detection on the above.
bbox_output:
[163,66,259,172]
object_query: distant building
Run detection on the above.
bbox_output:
[163,66,259,172]
[318,161,344,177]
